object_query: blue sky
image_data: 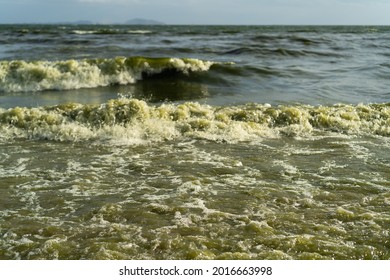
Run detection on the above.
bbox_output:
[1,0,390,24]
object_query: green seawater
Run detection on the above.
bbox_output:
[1,132,389,260]
[0,25,389,260]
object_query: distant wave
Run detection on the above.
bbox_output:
[0,57,215,93]
[71,29,153,35]
[71,30,97,35]
[127,30,153,34]
[1,99,388,144]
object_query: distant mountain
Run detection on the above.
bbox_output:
[125,18,165,25]
[73,20,94,25]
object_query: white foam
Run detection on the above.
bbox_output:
[72,30,96,35]
[127,30,153,34]
[0,57,215,93]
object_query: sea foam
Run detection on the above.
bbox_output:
[0,98,389,144]
[0,57,214,93]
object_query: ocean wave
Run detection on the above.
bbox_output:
[71,30,96,35]
[0,99,388,144]
[71,29,153,35]
[127,30,153,34]
[0,57,215,93]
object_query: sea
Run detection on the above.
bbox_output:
[0,25,389,260]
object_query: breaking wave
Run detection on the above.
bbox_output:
[0,98,388,144]
[0,57,215,93]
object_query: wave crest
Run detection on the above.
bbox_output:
[1,99,389,144]
[0,57,215,93]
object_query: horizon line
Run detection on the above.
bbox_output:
[0,22,389,26]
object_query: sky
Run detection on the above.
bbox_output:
[0,0,390,25]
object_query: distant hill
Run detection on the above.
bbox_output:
[71,20,94,25]
[125,18,165,25]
